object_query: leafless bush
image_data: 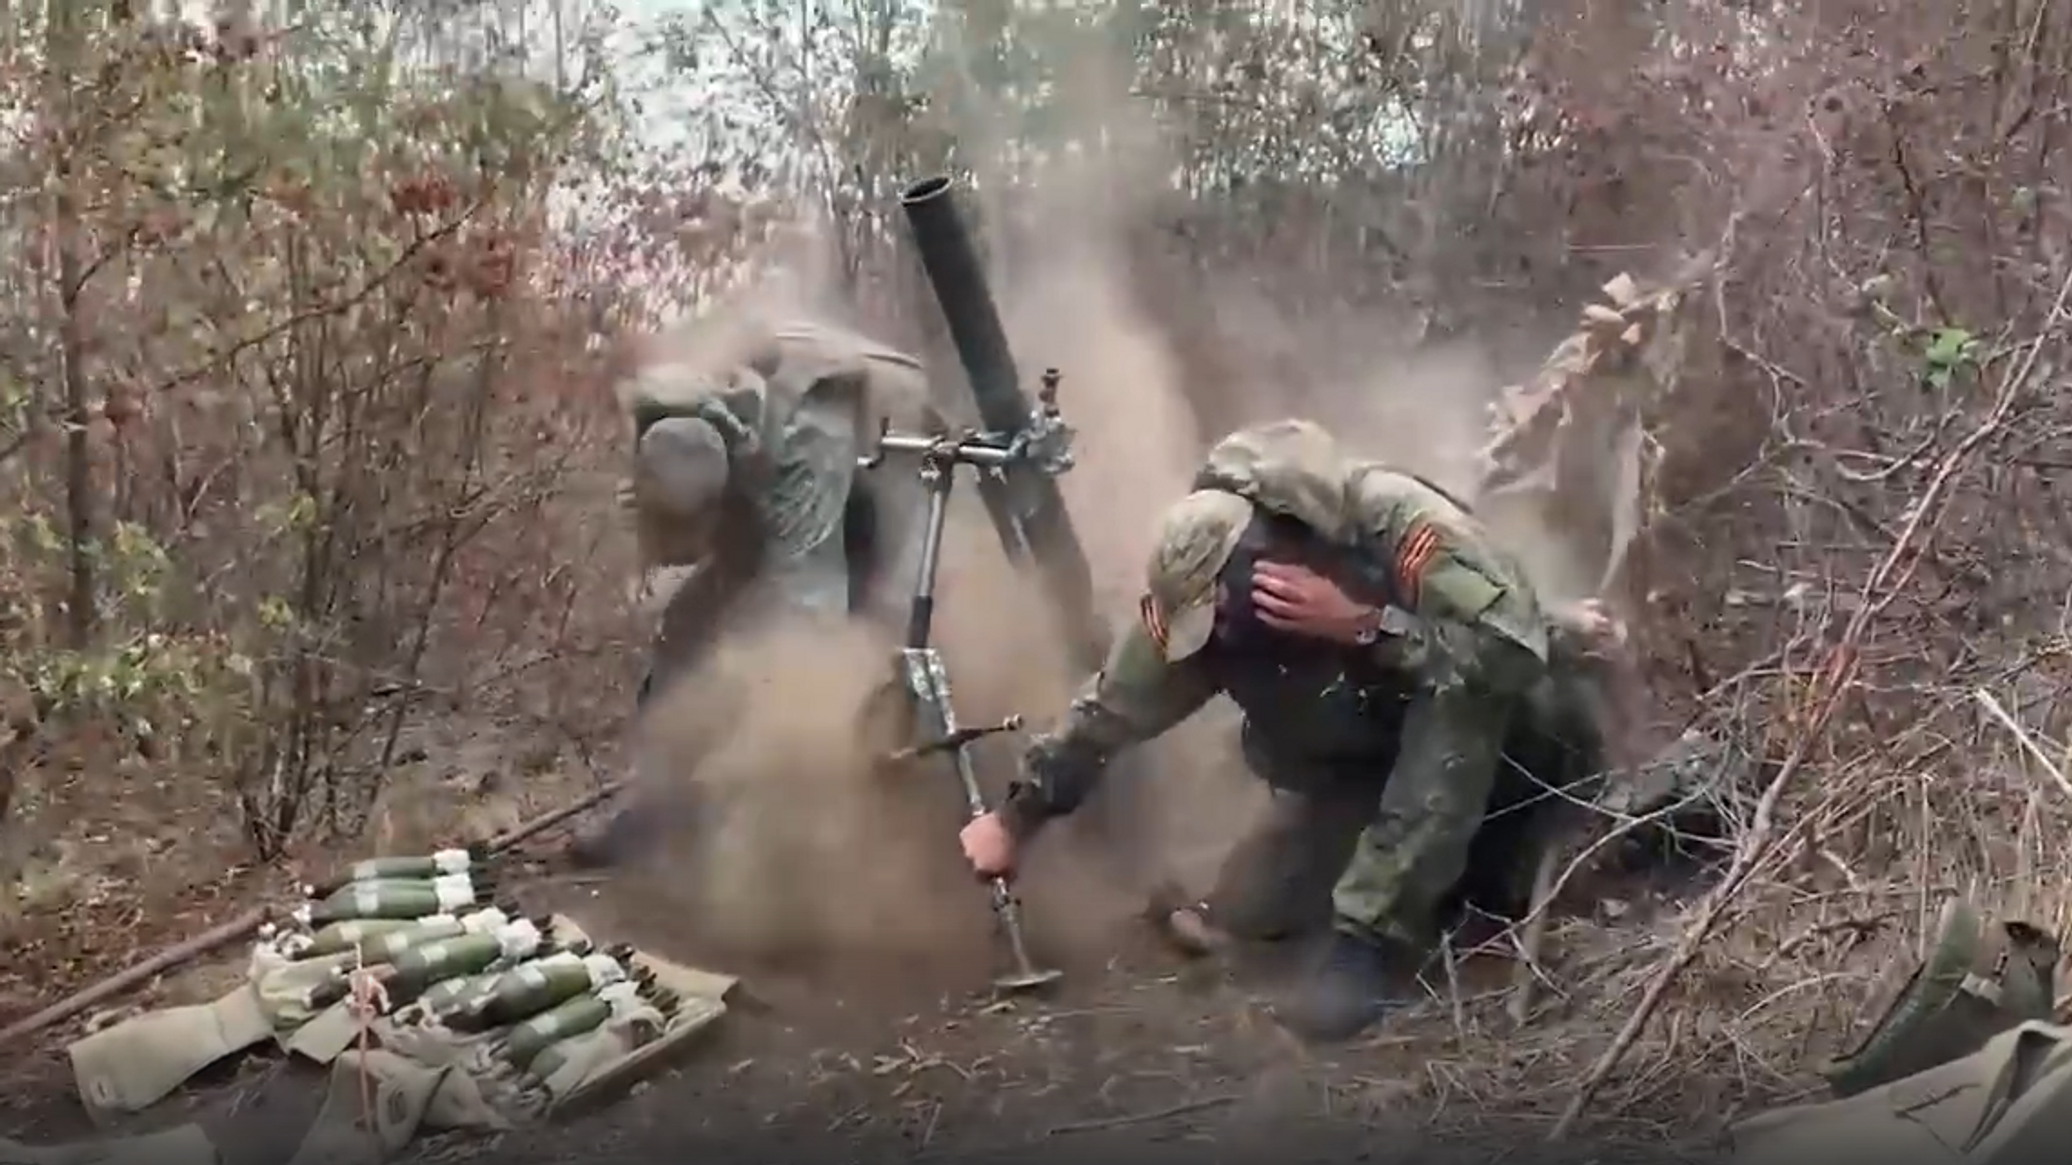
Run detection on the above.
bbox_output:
[0,0,2062,1130]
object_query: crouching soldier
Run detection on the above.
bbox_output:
[570,318,947,866]
[957,418,1606,1042]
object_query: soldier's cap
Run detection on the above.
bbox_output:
[1141,489,1257,662]
[635,414,730,520]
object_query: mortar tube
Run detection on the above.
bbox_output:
[897,175,1105,672]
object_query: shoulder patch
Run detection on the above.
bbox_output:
[1394,520,1444,605]
[1139,593,1170,652]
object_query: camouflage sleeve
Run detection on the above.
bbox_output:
[1349,470,1549,700]
[997,617,1218,841]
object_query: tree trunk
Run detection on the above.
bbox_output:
[47,0,96,647]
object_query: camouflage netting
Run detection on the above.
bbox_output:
[1472,270,1699,600]
[1465,270,1745,836]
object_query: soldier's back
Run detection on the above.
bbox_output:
[766,320,946,439]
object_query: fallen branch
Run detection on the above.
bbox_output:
[0,906,269,1048]
[484,779,629,854]
[1043,1093,1240,1136]
[1974,689,2072,804]
[1546,267,2072,1142]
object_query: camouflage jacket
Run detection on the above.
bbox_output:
[621,318,946,616]
[1000,418,1553,836]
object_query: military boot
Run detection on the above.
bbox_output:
[1276,929,1416,1043]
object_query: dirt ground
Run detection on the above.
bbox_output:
[0,805,1720,1165]
[0,630,1730,1165]
[492,861,1710,1165]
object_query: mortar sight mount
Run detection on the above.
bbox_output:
[857,368,1074,477]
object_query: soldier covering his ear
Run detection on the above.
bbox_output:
[958,419,1599,1043]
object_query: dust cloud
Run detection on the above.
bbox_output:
[943,17,1272,910]
[620,618,1001,990]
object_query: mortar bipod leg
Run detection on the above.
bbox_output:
[898,646,1060,994]
[903,452,954,652]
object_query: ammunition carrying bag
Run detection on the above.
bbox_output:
[1819,898,2058,1099]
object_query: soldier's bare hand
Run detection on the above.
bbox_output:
[1558,598,1628,655]
[1251,562,1374,644]
[960,812,1018,880]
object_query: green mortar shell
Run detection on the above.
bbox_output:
[305,845,488,896]
[299,917,424,959]
[419,971,503,1016]
[357,917,469,965]
[501,992,612,1071]
[449,953,620,1032]
[304,878,490,926]
[383,931,507,1001]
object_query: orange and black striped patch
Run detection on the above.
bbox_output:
[1394,521,1443,606]
[1140,592,1170,651]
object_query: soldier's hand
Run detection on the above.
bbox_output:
[1251,562,1374,645]
[1559,598,1628,655]
[959,812,1018,880]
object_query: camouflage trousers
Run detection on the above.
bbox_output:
[1207,674,1603,949]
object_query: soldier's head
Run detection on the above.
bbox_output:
[636,415,731,520]
[1140,419,1360,661]
[619,356,763,560]
[1143,486,1348,662]
[632,414,732,568]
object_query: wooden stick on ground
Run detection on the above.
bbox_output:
[484,779,628,854]
[1545,268,2072,1142]
[1043,1094,1240,1137]
[0,906,269,1048]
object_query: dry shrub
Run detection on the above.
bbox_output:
[1388,0,2072,1124]
[0,5,670,947]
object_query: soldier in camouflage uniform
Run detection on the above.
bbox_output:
[571,319,947,866]
[958,418,1607,1042]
